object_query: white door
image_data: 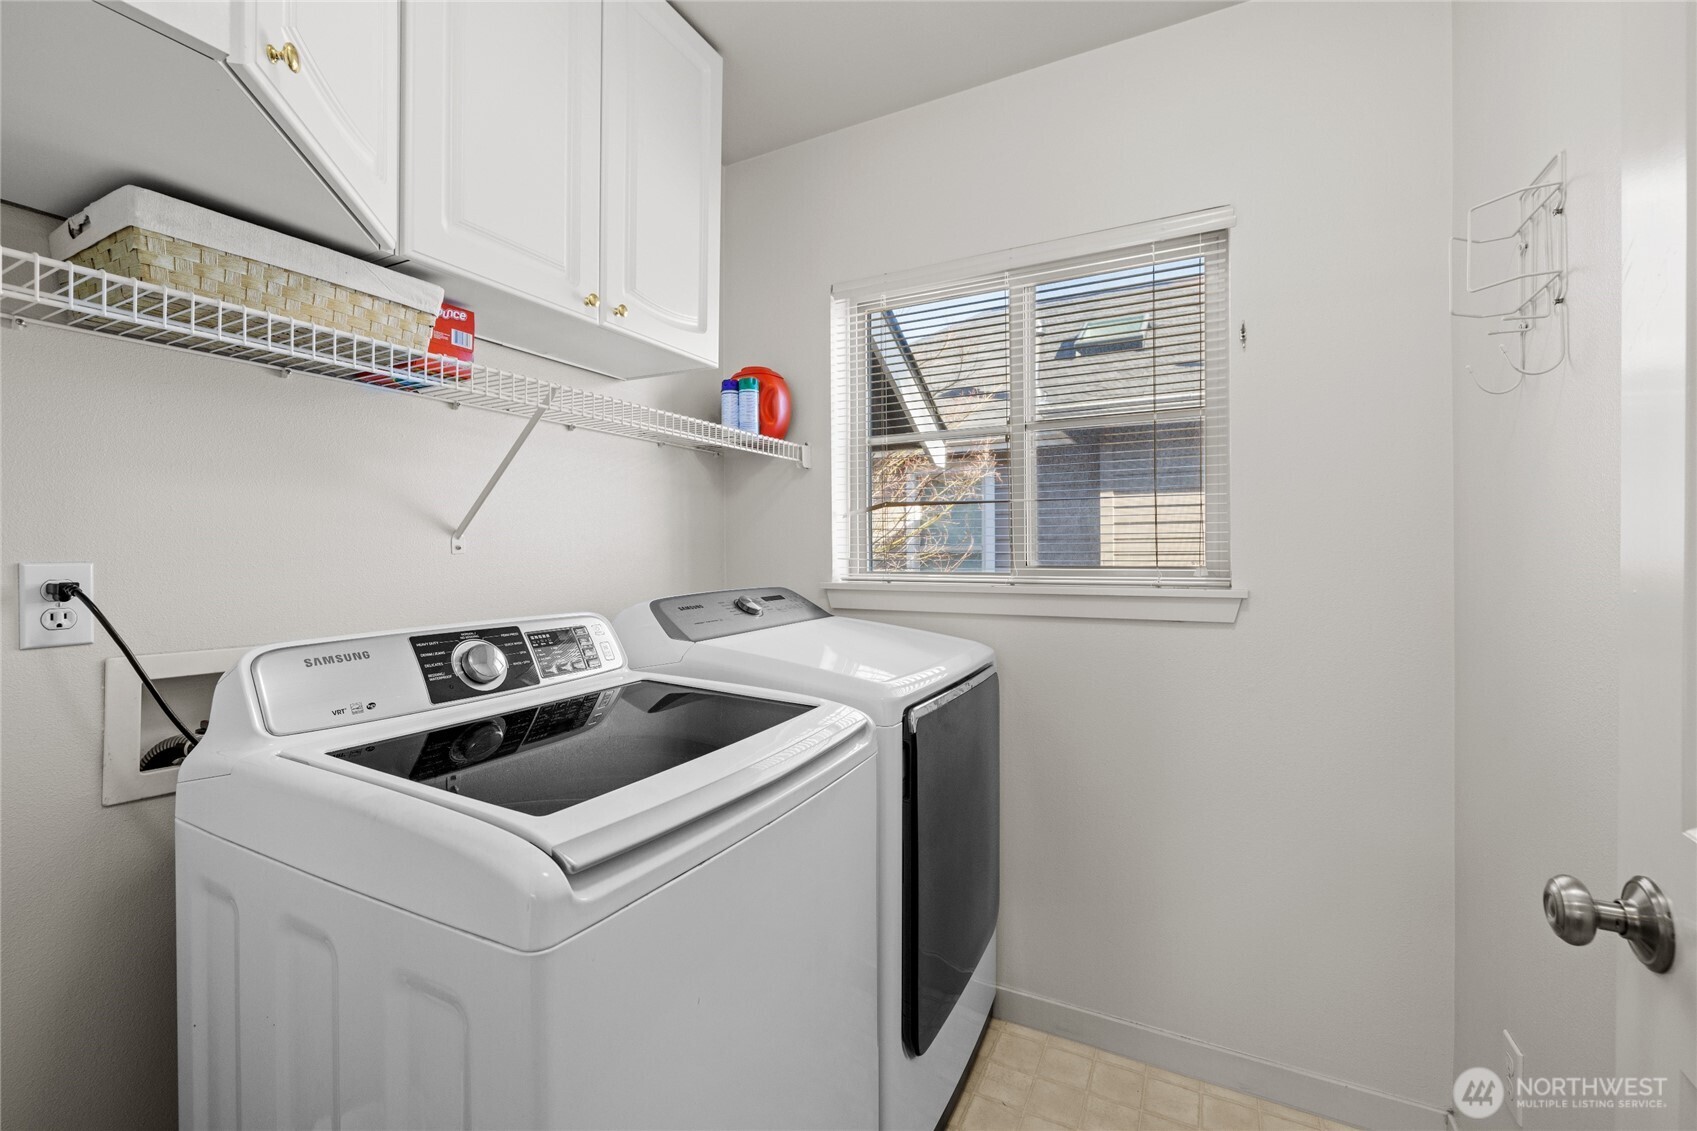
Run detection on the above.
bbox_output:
[1616,5,1695,1126]
[1539,12,1695,1125]
[601,0,721,366]
[231,0,399,252]
[403,0,600,313]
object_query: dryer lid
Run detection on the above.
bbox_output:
[620,593,995,726]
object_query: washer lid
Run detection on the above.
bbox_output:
[296,680,871,873]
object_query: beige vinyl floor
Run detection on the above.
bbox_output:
[946,1020,1362,1131]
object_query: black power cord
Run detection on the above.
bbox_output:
[44,581,199,753]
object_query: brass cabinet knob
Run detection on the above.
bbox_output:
[612,304,628,317]
[266,42,302,73]
[583,293,599,307]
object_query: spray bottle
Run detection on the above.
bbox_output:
[737,375,760,433]
[720,378,739,429]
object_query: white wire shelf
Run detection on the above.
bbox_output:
[0,247,807,466]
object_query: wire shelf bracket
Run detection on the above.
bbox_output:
[1449,152,1569,392]
[0,247,808,546]
[451,390,556,554]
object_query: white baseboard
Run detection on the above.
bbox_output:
[992,986,1447,1131]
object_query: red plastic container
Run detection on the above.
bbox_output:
[731,366,792,439]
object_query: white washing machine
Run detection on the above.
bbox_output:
[175,611,880,1130]
[616,588,999,1131]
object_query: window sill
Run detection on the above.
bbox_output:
[821,580,1246,623]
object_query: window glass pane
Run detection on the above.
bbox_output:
[843,226,1228,585]
[1033,257,1206,419]
[868,438,1010,573]
[1033,420,1203,569]
[867,288,1010,439]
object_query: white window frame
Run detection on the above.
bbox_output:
[827,206,1245,623]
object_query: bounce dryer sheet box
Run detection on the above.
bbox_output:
[427,301,476,374]
[357,300,476,389]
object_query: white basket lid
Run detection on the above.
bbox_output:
[48,185,444,315]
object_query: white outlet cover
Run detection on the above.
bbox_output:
[1502,1029,1524,1128]
[18,562,94,649]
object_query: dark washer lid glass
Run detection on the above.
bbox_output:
[327,681,810,817]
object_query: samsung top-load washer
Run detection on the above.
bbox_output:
[615,587,999,1131]
[174,610,880,1131]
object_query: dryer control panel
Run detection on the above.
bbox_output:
[251,614,624,736]
[649,587,829,642]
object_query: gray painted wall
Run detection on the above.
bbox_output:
[0,203,729,1129]
[1451,5,1625,1125]
[719,2,1457,1111]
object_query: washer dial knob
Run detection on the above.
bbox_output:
[452,639,509,690]
[734,595,766,616]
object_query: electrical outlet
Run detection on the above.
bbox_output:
[1503,1029,1524,1127]
[18,563,94,649]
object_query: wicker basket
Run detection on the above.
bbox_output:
[70,226,436,351]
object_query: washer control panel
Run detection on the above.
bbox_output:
[410,626,538,704]
[525,621,617,677]
[252,614,624,735]
[650,586,830,642]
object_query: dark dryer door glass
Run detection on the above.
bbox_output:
[903,667,1000,1055]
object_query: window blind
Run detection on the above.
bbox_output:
[833,226,1230,587]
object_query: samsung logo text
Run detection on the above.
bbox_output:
[303,650,372,668]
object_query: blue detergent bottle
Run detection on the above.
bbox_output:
[720,378,739,429]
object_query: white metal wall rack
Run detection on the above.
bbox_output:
[1449,152,1569,394]
[0,248,808,552]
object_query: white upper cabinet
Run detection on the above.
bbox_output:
[601,0,723,367]
[400,0,721,378]
[98,0,232,57]
[230,0,400,252]
[6,0,721,378]
[403,1,601,317]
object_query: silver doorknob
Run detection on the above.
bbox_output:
[1543,874,1675,973]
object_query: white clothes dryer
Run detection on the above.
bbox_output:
[616,588,999,1131]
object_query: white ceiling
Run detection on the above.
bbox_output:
[674,1,1240,164]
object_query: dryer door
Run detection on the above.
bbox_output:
[903,666,1000,1055]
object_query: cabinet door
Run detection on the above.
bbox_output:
[231,0,399,251]
[403,0,600,313]
[602,0,722,366]
[97,1,231,57]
